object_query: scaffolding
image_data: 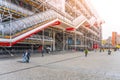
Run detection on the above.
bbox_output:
[0,0,102,53]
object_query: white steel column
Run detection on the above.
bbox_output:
[50,28,53,51]
[75,31,77,50]
[63,31,65,51]
[42,29,45,50]
[53,31,56,51]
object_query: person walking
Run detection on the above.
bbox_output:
[108,49,111,55]
[22,52,26,63]
[84,48,88,57]
[26,50,31,63]
[23,50,31,63]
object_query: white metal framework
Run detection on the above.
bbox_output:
[0,0,102,52]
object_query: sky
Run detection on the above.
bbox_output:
[90,0,120,39]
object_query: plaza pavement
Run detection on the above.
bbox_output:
[0,50,120,80]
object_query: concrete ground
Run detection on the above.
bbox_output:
[0,50,120,80]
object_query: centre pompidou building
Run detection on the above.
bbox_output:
[0,0,103,53]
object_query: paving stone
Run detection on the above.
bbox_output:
[0,51,120,80]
